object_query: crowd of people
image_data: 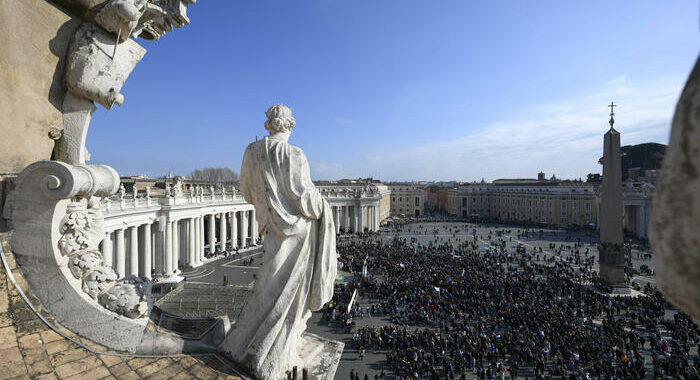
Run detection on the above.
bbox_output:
[322,223,698,380]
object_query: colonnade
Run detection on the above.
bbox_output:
[330,204,381,233]
[99,208,258,280]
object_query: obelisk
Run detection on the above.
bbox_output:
[599,102,628,290]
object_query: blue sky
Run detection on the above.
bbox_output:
[88,0,699,181]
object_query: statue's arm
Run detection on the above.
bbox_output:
[293,148,324,220]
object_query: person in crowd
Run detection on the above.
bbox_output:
[324,223,698,380]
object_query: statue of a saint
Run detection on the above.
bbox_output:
[219,105,337,379]
[173,177,184,197]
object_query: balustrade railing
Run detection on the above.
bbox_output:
[103,191,245,213]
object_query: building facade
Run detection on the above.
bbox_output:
[316,181,386,233]
[425,185,448,213]
[388,184,425,217]
[99,185,258,281]
[446,177,598,229]
[621,182,654,239]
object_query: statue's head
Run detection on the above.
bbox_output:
[264,104,296,134]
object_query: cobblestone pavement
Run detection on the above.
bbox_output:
[180,248,264,287]
[0,238,245,380]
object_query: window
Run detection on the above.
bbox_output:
[415,197,420,207]
[585,202,591,211]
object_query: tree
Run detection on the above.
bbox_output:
[586,173,602,183]
[189,167,239,183]
[597,142,666,181]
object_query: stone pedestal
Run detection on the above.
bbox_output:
[599,242,628,291]
[295,333,344,380]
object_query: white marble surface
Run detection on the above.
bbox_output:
[219,105,337,379]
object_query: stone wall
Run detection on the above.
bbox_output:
[0,0,86,175]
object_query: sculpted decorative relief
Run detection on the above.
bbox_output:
[58,197,149,319]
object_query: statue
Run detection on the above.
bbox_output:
[173,176,184,197]
[132,186,138,199]
[118,184,126,200]
[219,105,337,379]
[145,185,151,199]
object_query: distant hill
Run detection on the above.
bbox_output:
[598,142,666,181]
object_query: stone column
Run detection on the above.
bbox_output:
[250,209,257,245]
[375,206,380,231]
[333,206,340,234]
[154,222,164,276]
[339,206,344,232]
[115,229,125,278]
[357,205,366,232]
[636,206,646,238]
[220,212,227,250]
[353,206,359,233]
[143,223,152,279]
[199,215,205,262]
[208,213,216,252]
[194,216,201,264]
[599,122,627,289]
[165,220,173,275]
[231,211,238,249]
[189,218,196,265]
[241,210,249,247]
[172,220,180,274]
[368,207,373,231]
[101,232,113,269]
[129,225,139,277]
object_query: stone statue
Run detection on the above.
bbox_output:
[118,184,126,200]
[219,105,337,379]
[165,183,172,197]
[145,185,151,199]
[132,186,138,199]
[173,176,184,197]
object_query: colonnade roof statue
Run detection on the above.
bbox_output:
[219,105,338,379]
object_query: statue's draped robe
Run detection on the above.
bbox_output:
[220,136,336,380]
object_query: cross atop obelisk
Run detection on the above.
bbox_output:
[608,101,617,129]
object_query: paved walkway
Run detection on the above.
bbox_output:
[180,248,264,287]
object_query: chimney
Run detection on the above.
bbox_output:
[537,172,545,181]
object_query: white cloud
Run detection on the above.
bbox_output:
[310,74,683,182]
